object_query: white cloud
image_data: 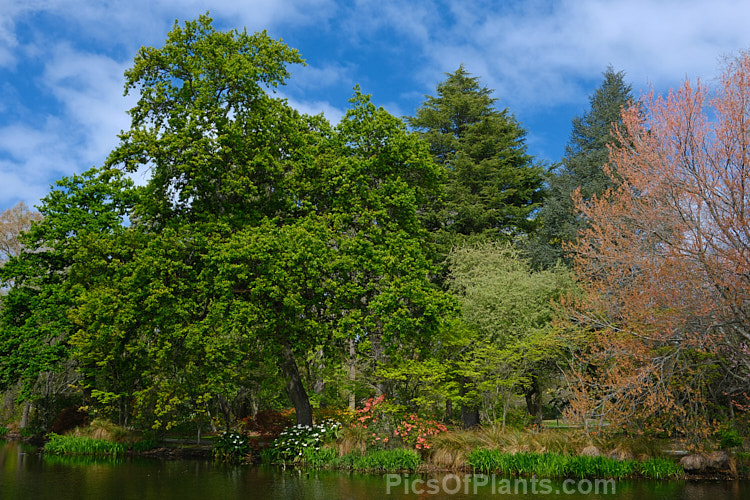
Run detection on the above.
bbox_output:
[289,62,355,91]
[283,95,344,125]
[0,41,134,208]
[422,0,750,110]
[41,44,134,165]
[0,119,72,207]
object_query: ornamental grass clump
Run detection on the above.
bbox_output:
[269,419,342,464]
[70,418,129,443]
[427,430,482,468]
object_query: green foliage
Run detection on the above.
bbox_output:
[108,13,306,227]
[212,431,251,463]
[0,167,134,405]
[445,241,575,423]
[0,425,8,437]
[716,426,743,449]
[300,446,338,468]
[131,439,159,453]
[44,433,126,457]
[565,455,637,479]
[639,458,684,480]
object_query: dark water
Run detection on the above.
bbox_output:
[0,440,748,499]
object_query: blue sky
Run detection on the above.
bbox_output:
[2,0,750,210]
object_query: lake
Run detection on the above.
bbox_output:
[1,440,748,499]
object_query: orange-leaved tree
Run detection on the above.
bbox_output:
[565,53,750,440]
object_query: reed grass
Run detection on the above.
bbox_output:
[44,433,126,457]
[301,446,338,468]
[467,448,682,479]
[639,458,684,479]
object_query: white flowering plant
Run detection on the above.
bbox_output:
[213,430,251,463]
[268,419,342,463]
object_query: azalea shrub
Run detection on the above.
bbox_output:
[350,395,448,451]
[268,419,342,462]
[395,414,448,450]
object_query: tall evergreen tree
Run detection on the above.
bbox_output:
[407,66,544,245]
[408,67,544,428]
[530,66,633,268]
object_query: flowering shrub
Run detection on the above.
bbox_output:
[269,419,342,462]
[350,395,400,449]
[213,431,251,463]
[348,395,448,451]
[394,414,448,450]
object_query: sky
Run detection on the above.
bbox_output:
[2,0,750,211]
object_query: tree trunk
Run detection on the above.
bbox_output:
[20,401,31,429]
[459,377,480,428]
[445,399,453,421]
[348,338,356,411]
[524,376,544,426]
[461,404,480,428]
[281,341,313,427]
[311,348,326,396]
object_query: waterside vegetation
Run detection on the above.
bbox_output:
[0,14,749,485]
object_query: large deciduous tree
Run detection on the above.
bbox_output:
[446,242,573,426]
[566,53,750,439]
[84,15,450,428]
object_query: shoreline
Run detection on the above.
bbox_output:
[3,433,747,481]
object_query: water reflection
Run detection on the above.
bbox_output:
[0,440,747,500]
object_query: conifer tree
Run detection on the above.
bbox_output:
[531,66,633,268]
[408,66,544,245]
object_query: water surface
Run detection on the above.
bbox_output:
[0,440,747,499]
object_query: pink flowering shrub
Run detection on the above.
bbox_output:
[394,414,448,450]
[348,395,448,451]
